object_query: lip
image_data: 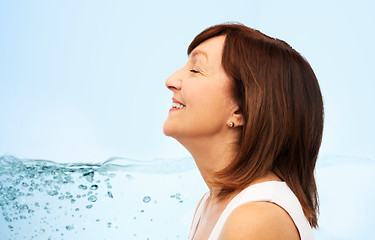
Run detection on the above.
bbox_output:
[172,98,185,105]
[169,107,181,112]
[169,98,185,112]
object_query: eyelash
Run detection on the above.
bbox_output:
[190,69,200,74]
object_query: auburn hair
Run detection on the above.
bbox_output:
[187,23,323,228]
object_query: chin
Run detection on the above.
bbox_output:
[162,121,174,137]
[163,128,172,137]
[163,123,184,141]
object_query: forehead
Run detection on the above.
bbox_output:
[189,36,226,63]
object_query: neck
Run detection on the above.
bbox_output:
[176,132,239,192]
[209,171,282,202]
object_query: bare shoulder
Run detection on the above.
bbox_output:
[219,201,300,240]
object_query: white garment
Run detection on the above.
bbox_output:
[189,181,315,240]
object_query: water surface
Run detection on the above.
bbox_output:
[1,155,374,240]
[0,155,205,239]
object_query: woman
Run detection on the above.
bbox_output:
[163,23,323,240]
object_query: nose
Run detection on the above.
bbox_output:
[165,68,182,92]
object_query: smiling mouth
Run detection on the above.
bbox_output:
[171,102,185,109]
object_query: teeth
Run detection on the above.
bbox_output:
[171,102,185,109]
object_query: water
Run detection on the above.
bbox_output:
[0,155,206,240]
[1,155,375,240]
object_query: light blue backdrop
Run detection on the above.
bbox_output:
[1,0,374,163]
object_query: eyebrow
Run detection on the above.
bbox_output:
[190,50,208,63]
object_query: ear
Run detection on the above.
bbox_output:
[230,106,244,127]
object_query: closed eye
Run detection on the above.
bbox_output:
[190,69,200,73]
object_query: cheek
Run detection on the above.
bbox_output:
[185,84,217,114]
[188,83,232,118]
[184,79,221,102]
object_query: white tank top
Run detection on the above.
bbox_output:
[189,181,315,240]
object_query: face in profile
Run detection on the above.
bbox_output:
[163,36,239,142]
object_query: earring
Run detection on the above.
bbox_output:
[229,122,235,128]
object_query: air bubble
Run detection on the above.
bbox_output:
[88,195,97,202]
[83,171,94,182]
[143,196,151,203]
[107,191,113,198]
[47,190,58,196]
[78,184,87,190]
[65,225,74,231]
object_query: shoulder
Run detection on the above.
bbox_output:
[195,192,209,214]
[191,193,209,223]
[218,201,300,240]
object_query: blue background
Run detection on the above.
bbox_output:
[1,0,374,163]
[1,1,375,239]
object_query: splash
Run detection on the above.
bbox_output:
[0,155,205,240]
[1,155,375,240]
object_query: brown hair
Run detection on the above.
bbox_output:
[188,23,323,228]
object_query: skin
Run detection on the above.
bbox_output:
[163,36,299,240]
[218,202,300,240]
[163,36,243,178]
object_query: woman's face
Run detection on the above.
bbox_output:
[163,36,238,140]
